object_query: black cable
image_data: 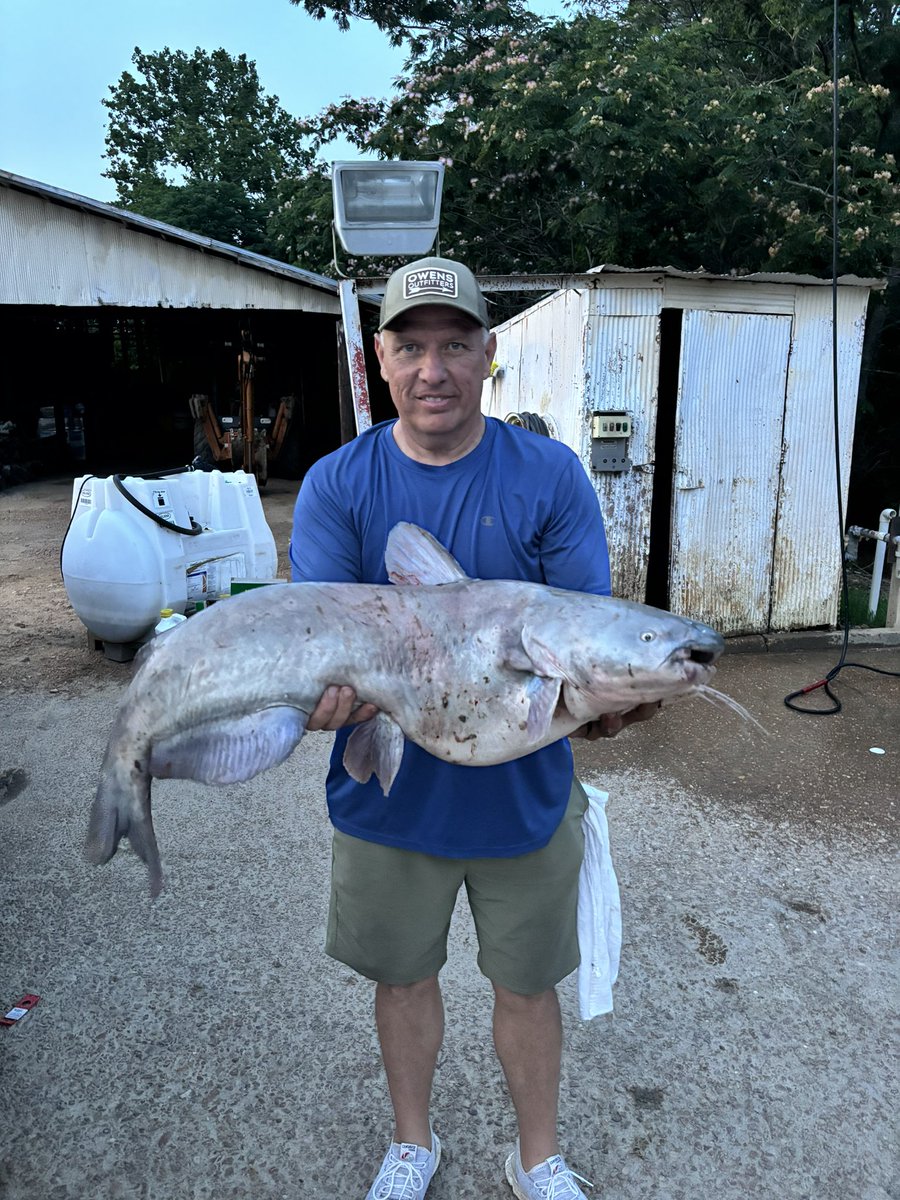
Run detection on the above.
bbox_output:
[505,411,551,436]
[59,473,94,580]
[59,467,203,587]
[112,470,203,536]
[784,0,900,714]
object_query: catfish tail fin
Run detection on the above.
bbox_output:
[85,752,163,897]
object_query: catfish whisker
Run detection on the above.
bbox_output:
[694,684,769,736]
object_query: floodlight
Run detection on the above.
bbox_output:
[332,161,445,257]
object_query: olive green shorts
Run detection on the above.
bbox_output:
[326,778,587,995]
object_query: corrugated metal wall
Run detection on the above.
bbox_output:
[482,288,587,448]
[770,287,869,629]
[669,310,792,634]
[483,274,874,635]
[0,187,341,314]
[584,285,662,601]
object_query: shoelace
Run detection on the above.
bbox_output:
[531,1158,593,1200]
[372,1155,428,1200]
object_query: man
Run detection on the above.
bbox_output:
[290,257,656,1200]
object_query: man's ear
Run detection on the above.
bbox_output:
[374,332,389,382]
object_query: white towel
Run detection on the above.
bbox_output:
[576,784,622,1020]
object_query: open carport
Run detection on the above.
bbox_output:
[0,171,390,486]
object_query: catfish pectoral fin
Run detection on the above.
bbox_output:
[524,675,563,743]
[343,713,406,795]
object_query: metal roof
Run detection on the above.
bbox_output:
[585,263,885,288]
[359,264,884,300]
[0,169,339,297]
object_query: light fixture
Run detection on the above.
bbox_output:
[331,160,445,258]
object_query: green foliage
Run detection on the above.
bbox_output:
[278,1,898,278]
[120,175,275,252]
[102,7,898,285]
[103,47,310,247]
[839,579,888,627]
[289,0,538,59]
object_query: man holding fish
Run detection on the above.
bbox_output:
[291,257,659,1200]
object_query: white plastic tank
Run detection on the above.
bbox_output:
[61,468,278,644]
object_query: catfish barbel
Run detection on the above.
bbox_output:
[85,522,726,894]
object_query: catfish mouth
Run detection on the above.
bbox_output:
[669,640,723,682]
[685,646,719,666]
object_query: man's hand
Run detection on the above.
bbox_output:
[570,701,661,741]
[307,685,379,732]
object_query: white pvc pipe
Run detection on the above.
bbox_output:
[868,507,897,619]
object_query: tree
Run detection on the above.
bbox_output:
[280,1,897,280]
[280,0,898,517]
[103,47,310,249]
[289,0,539,57]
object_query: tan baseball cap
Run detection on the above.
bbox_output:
[378,256,490,331]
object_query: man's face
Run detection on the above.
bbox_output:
[375,306,496,457]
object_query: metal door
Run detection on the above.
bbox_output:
[669,309,792,634]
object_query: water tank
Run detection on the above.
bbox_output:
[61,469,278,644]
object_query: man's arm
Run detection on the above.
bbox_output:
[290,464,380,731]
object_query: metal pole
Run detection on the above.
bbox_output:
[335,323,357,446]
[338,279,372,435]
[887,522,900,630]
[868,508,897,619]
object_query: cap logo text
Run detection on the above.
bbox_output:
[403,268,459,300]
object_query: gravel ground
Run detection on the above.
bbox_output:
[1,476,897,1200]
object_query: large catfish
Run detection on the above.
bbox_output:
[86,522,725,894]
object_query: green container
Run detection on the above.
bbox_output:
[230,578,286,596]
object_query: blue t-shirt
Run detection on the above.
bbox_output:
[289,417,611,858]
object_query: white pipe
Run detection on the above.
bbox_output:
[868,507,897,619]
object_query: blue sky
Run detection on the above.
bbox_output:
[0,0,565,204]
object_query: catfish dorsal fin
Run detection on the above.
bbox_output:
[385,522,470,586]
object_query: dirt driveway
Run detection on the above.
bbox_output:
[0,476,300,694]
[1,476,897,1200]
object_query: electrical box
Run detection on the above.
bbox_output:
[590,410,632,473]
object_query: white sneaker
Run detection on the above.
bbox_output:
[504,1143,592,1200]
[365,1129,441,1200]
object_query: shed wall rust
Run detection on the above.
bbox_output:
[669,310,792,634]
[769,287,869,630]
[482,271,876,633]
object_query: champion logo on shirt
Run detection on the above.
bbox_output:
[480,514,495,526]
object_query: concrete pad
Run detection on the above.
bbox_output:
[1,477,897,1198]
[1,641,897,1199]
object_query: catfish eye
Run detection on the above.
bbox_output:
[640,631,655,642]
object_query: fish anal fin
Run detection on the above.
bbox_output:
[149,706,308,785]
[385,522,470,586]
[343,713,406,795]
[524,675,563,743]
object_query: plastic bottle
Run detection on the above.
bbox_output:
[154,608,187,636]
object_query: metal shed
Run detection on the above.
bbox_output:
[481,266,881,636]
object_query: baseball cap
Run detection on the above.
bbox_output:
[378,256,490,331]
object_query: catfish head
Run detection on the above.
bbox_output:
[518,590,725,721]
